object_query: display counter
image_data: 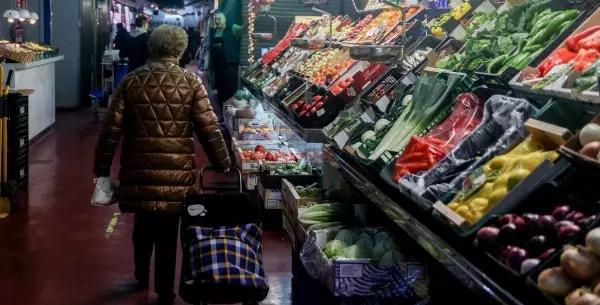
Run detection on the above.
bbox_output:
[2,55,64,140]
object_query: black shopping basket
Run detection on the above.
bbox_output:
[179,167,268,305]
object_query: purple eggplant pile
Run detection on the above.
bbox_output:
[474,205,598,274]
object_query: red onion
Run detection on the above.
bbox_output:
[566,211,586,223]
[506,247,528,270]
[557,224,581,243]
[475,226,499,251]
[556,220,576,229]
[498,214,518,226]
[512,216,526,232]
[552,205,572,220]
[536,215,557,237]
[538,248,556,261]
[498,223,519,246]
[520,258,539,274]
[528,235,550,256]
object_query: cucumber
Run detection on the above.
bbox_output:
[559,20,573,33]
[532,10,579,45]
[574,76,597,92]
[487,55,508,74]
[523,44,543,53]
[582,58,600,77]
[530,11,561,34]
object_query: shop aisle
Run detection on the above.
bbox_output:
[0,111,292,305]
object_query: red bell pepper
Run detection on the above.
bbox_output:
[567,25,600,52]
[538,48,577,77]
[573,49,600,72]
[579,30,600,51]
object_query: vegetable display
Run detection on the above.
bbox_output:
[474,206,597,274]
[437,0,579,74]
[392,92,484,181]
[447,137,560,226]
[297,202,354,228]
[320,228,398,265]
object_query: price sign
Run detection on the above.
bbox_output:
[15,0,26,9]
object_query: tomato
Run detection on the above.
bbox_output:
[299,110,307,116]
[291,104,299,110]
[315,101,324,109]
[250,152,264,161]
[310,107,317,113]
[265,152,274,161]
[302,104,311,112]
[243,150,253,158]
[255,145,267,153]
[331,86,343,95]
[345,77,354,83]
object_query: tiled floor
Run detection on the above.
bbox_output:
[0,111,292,305]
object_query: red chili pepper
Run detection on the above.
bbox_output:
[426,151,436,166]
[402,162,430,172]
[580,31,600,51]
[567,25,600,52]
[538,48,577,77]
[398,152,426,162]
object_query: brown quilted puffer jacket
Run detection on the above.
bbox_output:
[93,56,231,214]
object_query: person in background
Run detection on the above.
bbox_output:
[130,22,136,31]
[209,12,245,137]
[120,17,150,72]
[179,27,201,68]
[93,25,231,305]
[113,23,129,50]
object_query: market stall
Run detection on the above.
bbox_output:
[234,0,600,303]
[0,40,63,140]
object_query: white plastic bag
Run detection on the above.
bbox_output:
[91,177,119,206]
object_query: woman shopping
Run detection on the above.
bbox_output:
[93,25,231,305]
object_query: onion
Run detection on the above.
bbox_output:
[498,214,518,226]
[475,226,500,252]
[567,211,587,223]
[579,141,600,159]
[539,248,556,260]
[579,123,600,146]
[523,213,540,234]
[498,223,519,246]
[553,206,572,220]
[558,224,581,243]
[586,227,600,256]
[506,247,528,270]
[557,220,576,229]
[566,290,600,305]
[537,267,576,297]
[528,235,550,256]
[560,245,600,281]
[536,215,557,237]
[520,258,539,274]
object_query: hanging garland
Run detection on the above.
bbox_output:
[248,1,257,63]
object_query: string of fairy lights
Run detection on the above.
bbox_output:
[248,0,257,63]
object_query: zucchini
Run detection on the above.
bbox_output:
[514,51,541,70]
[487,55,508,74]
[530,12,560,35]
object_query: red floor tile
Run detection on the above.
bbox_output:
[0,111,292,305]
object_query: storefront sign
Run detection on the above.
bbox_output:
[15,0,27,9]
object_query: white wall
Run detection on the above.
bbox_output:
[53,0,81,107]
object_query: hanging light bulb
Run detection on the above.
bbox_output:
[18,9,30,22]
[29,12,39,24]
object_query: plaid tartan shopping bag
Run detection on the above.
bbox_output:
[180,167,268,304]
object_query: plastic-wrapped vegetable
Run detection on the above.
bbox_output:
[399,95,538,207]
[393,93,484,181]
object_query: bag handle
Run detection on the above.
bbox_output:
[199,166,243,193]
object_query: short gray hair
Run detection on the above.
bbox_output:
[148,25,188,58]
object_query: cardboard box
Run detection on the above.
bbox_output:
[281,179,322,219]
[257,180,282,209]
[302,229,428,298]
[560,113,600,171]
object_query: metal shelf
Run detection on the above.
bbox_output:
[325,145,524,305]
[241,78,328,143]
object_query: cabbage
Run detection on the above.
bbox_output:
[380,250,397,266]
[335,229,355,245]
[358,232,372,242]
[323,240,348,259]
[355,238,373,258]
[374,231,392,244]
[344,244,367,259]
[373,239,393,259]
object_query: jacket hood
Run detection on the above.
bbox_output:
[130,28,147,38]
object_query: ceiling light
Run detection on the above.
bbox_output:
[3,10,19,23]
[17,9,30,21]
[29,12,38,24]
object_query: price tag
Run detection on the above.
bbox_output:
[375,95,390,112]
[339,264,363,278]
[461,167,488,199]
[316,109,325,117]
[333,131,350,148]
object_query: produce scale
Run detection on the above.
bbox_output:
[228,0,600,304]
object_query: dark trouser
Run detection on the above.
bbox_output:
[210,63,238,141]
[132,213,180,296]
